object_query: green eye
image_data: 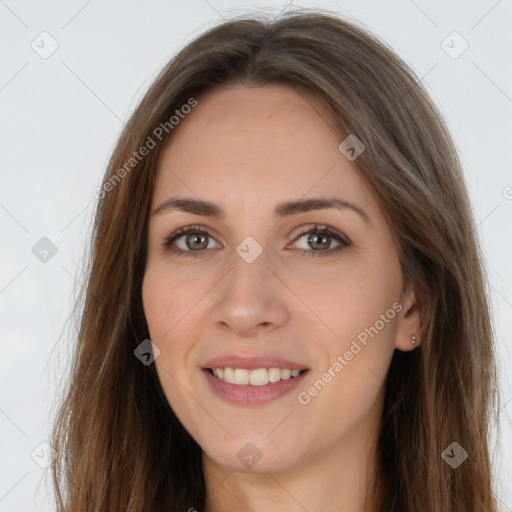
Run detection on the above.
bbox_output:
[163,223,350,258]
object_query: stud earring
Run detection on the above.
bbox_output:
[411,335,417,344]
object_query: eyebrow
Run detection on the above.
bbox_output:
[152,196,372,226]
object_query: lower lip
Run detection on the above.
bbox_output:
[202,369,309,406]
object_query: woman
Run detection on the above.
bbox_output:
[50,8,500,511]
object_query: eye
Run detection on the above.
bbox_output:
[289,224,350,258]
[161,223,350,258]
[162,225,219,257]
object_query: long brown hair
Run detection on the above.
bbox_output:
[50,8,500,511]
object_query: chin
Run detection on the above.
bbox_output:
[200,432,303,474]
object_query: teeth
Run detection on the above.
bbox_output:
[234,368,250,385]
[268,368,281,383]
[249,368,268,386]
[210,367,304,385]
[223,367,235,383]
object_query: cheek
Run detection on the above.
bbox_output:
[292,260,400,341]
[142,264,197,340]
[142,274,169,339]
[142,265,206,388]
[143,268,201,421]
[142,271,193,409]
[297,284,397,439]
[293,258,400,399]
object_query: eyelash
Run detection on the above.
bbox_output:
[161,223,350,259]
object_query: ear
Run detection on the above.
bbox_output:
[395,285,425,352]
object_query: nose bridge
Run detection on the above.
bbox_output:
[211,240,289,333]
[226,240,272,304]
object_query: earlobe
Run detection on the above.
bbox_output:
[395,333,421,352]
[394,288,424,352]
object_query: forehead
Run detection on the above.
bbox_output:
[152,84,378,220]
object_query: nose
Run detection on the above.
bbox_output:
[210,250,289,338]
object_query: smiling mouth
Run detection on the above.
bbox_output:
[205,367,308,386]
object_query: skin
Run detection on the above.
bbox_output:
[142,84,423,512]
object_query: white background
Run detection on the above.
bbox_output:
[1,0,511,510]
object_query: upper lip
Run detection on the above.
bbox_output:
[202,354,309,371]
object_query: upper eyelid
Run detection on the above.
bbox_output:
[162,225,220,246]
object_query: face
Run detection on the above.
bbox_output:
[142,84,418,474]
